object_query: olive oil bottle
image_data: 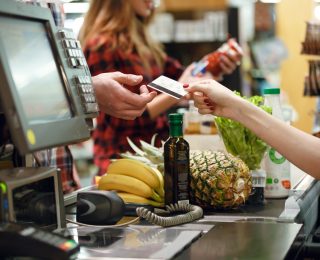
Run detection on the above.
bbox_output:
[164,113,190,205]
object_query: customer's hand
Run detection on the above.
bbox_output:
[218,39,243,76]
[92,72,157,120]
[185,79,243,119]
[200,39,243,81]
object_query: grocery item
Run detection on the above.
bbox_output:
[98,174,163,202]
[121,135,164,173]
[107,158,164,197]
[184,100,201,134]
[192,38,241,77]
[215,93,271,205]
[215,94,271,170]
[263,88,291,198]
[164,113,190,205]
[117,192,164,207]
[189,150,251,209]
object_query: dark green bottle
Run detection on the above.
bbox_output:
[164,113,190,205]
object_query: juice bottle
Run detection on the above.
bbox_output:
[263,88,291,198]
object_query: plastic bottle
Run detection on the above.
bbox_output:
[164,113,190,205]
[263,88,291,198]
[184,100,200,134]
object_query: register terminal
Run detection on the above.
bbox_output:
[0,0,99,155]
[0,0,100,258]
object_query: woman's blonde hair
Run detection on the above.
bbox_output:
[78,0,166,70]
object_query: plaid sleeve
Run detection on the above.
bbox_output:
[84,39,119,77]
[84,36,171,176]
[163,56,184,80]
[33,146,81,194]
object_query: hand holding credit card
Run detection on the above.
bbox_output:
[147,75,188,99]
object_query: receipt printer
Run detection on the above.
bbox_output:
[0,167,65,230]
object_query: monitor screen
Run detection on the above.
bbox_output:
[0,16,72,124]
[0,1,96,154]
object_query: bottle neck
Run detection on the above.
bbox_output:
[264,94,283,120]
[169,123,183,137]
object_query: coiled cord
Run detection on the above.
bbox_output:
[136,202,203,227]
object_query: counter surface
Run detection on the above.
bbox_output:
[175,221,302,260]
[66,197,303,259]
[65,134,317,259]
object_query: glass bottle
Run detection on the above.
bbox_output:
[164,113,190,205]
[263,88,291,198]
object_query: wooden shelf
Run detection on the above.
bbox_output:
[161,0,227,12]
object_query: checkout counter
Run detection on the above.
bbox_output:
[62,135,320,259]
[0,1,319,259]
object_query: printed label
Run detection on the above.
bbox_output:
[269,148,286,164]
[252,176,266,188]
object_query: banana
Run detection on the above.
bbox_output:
[107,158,161,192]
[117,192,164,207]
[98,174,163,202]
[151,167,165,198]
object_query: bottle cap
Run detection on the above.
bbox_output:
[168,113,183,122]
[263,88,280,95]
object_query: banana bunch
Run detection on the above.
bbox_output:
[98,158,165,207]
[120,135,164,174]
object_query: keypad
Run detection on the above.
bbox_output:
[58,29,99,115]
[59,29,87,69]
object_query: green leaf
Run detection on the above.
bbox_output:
[215,92,271,170]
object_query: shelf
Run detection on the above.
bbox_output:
[163,40,226,44]
[162,0,227,12]
[301,54,320,60]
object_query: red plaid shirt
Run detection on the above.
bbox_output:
[83,36,183,175]
[33,146,81,194]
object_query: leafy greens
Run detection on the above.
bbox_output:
[215,93,272,170]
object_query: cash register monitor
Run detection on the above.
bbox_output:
[0,1,98,155]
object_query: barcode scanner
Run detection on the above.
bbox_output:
[74,191,203,228]
[76,190,125,225]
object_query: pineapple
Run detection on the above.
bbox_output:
[190,150,252,209]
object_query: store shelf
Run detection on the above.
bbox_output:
[162,0,227,11]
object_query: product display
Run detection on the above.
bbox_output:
[301,21,320,55]
[304,60,320,96]
[263,88,291,198]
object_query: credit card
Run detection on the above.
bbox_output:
[147,75,187,99]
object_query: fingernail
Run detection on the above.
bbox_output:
[183,83,189,88]
[133,75,141,81]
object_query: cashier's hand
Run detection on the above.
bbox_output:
[92,72,157,120]
[185,79,243,119]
